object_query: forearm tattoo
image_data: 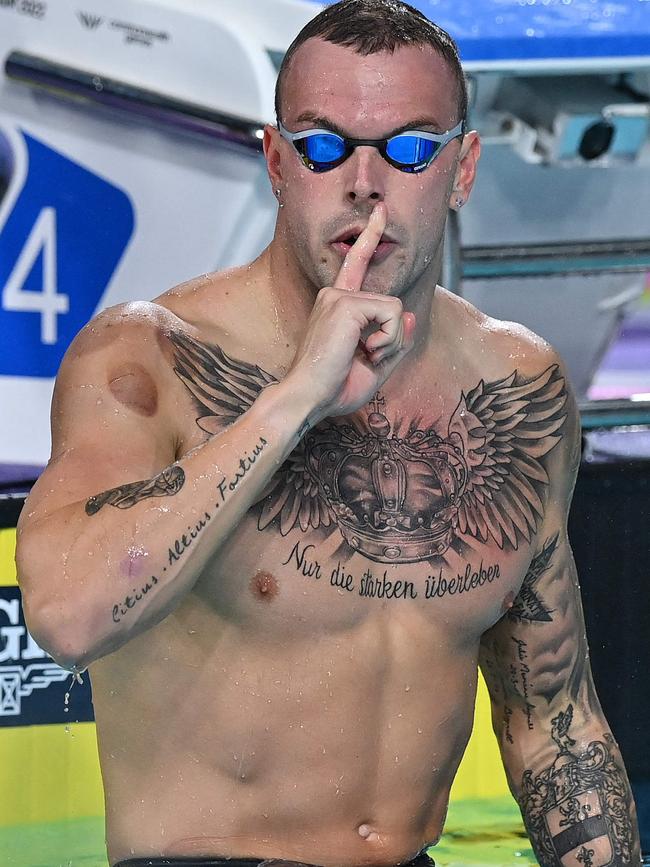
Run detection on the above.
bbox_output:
[520,705,636,867]
[109,436,268,623]
[85,466,185,515]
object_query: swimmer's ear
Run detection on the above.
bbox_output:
[263,123,285,191]
[449,129,481,211]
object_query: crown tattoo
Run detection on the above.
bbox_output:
[170,332,568,565]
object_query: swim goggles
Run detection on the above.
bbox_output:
[278,119,466,174]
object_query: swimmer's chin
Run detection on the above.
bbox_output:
[359,282,399,296]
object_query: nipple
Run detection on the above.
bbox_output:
[250,570,280,601]
[357,823,380,842]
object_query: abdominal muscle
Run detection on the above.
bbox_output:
[90,586,479,867]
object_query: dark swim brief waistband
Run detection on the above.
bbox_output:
[113,860,265,867]
[113,852,435,867]
[113,860,269,867]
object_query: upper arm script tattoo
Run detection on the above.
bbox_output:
[85,466,185,516]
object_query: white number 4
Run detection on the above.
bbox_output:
[2,206,69,344]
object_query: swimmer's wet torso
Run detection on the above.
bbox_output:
[82,262,561,866]
[16,8,641,866]
[18,203,582,867]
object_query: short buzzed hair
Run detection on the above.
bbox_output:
[275,0,467,125]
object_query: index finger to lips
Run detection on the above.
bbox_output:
[333,203,387,292]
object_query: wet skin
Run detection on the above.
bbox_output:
[85,274,569,865]
[17,36,639,867]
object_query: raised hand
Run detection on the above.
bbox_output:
[285,202,416,424]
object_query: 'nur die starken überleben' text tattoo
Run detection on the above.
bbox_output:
[282,539,500,601]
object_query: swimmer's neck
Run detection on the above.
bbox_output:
[259,237,444,352]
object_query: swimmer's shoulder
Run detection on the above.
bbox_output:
[50,301,194,455]
[438,286,581,469]
[437,285,570,382]
[60,263,251,380]
[57,299,192,387]
[55,265,261,429]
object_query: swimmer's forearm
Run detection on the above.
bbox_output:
[503,716,641,865]
[17,381,316,669]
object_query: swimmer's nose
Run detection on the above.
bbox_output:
[344,146,386,207]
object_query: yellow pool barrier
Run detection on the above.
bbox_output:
[0,526,509,829]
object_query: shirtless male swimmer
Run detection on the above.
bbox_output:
[16,1,641,866]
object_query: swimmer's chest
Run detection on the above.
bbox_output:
[196,519,531,640]
[181,407,536,640]
[167,328,565,642]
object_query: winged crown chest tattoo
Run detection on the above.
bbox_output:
[169,332,568,573]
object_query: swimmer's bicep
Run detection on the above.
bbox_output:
[479,528,597,730]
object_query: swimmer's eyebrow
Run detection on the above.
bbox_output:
[291,111,448,137]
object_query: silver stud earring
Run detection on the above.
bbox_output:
[275,188,284,208]
[455,196,464,209]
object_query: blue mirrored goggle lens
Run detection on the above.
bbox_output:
[302,134,346,163]
[297,132,442,170]
[386,135,437,165]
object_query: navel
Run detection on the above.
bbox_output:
[250,570,280,601]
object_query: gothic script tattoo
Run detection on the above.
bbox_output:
[520,705,635,867]
[170,332,567,564]
[282,539,502,602]
[86,466,185,516]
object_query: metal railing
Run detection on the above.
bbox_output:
[4,50,266,152]
[462,238,650,279]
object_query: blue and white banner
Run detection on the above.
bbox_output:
[0,585,94,727]
[0,126,134,379]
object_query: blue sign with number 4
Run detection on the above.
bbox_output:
[0,131,134,378]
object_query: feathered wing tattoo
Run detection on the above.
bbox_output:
[448,364,567,550]
[508,534,559,622]
[170,331,277,432]
[169,332,334,533]
[170,331,568,558]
